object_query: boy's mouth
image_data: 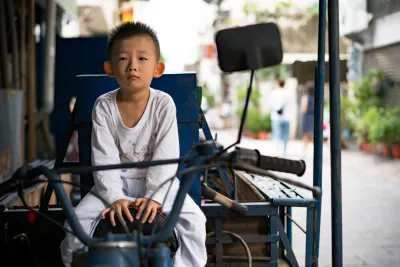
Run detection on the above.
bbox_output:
[128,74,139,80]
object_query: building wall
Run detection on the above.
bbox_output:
[342,1,400,108]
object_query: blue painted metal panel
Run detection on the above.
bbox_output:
[52,36,109,155]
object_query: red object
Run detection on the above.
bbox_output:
[28,210,37,223]
[202,44,216,59]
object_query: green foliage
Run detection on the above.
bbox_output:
[350,69,399,143]
[352,69,384,114]
[160,52,166,63]
[202,84,216,108]
[243,3,259,16]
[341,94,356,133]
[236,83,261,106]
[306,2,319,16]
[257,64,289,80]
[236,107,272,134]
[369,107,400,144]
[354,107,381,141]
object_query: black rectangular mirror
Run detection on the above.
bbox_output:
[215,22,283,73]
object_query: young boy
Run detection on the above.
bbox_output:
[60,22,207,267]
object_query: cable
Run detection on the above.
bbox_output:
[137,148,195,266]
[54,158,182,175]
[12,233,41,267]
[206,231,252,267]
[143,148,195,245]
[137,163,217,250]
[214,70,255,158]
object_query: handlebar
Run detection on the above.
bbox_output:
[201,183,248,216]
[228,147,306,176]
[1,140,321,247]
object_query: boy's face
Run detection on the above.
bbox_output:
[109,35,163,92]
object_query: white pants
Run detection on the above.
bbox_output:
[60,177,207,267]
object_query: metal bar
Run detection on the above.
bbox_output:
[313,0,327,262]
[20,0,27,166]
[0,1,10,88]
[231,168,238,201]
[287,207,292,245]
[6,0,21,90]
[270,197,313,207]
[28,0,37,161]
[201,113,233,196]
[215,218,223,267]
[206,235,279,245]
[277,219,299,267]
[36,0,56,124]
[202,202,278,217]
[269,215,278,264]
[328,0,343,266]
[305,204,316,267]
[279,206,285,258]
[285,212,306,234]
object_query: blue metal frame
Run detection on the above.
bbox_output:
[203,202,280,267]
[328,0,343,266]
[313,0,327,262]
[200,109,233,197]
[237,171,317,267]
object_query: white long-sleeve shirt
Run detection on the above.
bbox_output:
[269,88,291,122]
[91,88,180,205]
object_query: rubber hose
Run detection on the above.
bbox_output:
[206,231,252,267]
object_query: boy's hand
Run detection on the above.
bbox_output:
[101,199,135,227]
[134,198,163,224]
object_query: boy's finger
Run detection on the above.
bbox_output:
[134,198,142,207]
[109,209,116,227]
[115,206,126,226]
[157,206,164,214]
[141,207,152,224]
[116,211,126,226]
[148,208,157,224]
[101,208,110,219]
[123,205,133,222]
[136,203,145,220]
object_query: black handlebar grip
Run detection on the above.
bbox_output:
[201,184,248,216]
[232,147,260,165]
[258,155,306,176]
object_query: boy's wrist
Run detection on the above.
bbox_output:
[144,189,164,206]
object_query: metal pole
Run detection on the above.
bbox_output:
[313,0,327,263]
[20,0,27,166]
[35,0,56,124]
[28,0,37,161]
[328,0,343,266]
[6,0,21,90]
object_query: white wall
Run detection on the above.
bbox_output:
[371,11,400,49]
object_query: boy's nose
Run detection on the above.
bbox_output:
[128,60,137,72]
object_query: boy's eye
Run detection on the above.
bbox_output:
[139,57,147,61]
[119,57,127,61]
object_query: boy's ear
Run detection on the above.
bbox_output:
[104,61,114,77]
[153,62,165,78]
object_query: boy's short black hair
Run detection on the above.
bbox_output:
[107,21,161,61]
